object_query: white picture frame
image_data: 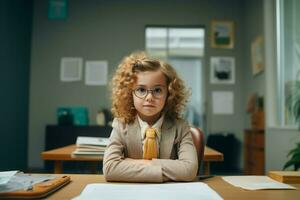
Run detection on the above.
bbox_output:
[210,56,235,84]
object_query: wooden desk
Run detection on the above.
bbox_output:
[203,146,224,175]
[46,174,300,200]
[42,145,223,175]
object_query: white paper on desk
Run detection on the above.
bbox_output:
[73,182,223,200]
[0,171,18,185]
[222,176,296,190]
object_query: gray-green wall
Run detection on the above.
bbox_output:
[0,0,32,170]
[244,0,265,129]
[29,0,265,169]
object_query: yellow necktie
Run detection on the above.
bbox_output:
[143,128,158,160]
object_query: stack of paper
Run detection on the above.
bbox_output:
[71,136,109,158]
[0,171,55,193]
[0,171,18,186]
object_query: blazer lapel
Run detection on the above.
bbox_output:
[160,118,176,159]
[127,118,143,158]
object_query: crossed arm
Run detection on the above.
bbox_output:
[103,121,198,183]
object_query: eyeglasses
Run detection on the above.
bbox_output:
[133,86,166,99]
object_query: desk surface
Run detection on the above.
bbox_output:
[46,174,300,200]
[42,145,102,161]
[41,144,224,162]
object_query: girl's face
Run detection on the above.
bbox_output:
[132,70,168,125]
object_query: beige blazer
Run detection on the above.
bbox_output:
[103,117,198,183]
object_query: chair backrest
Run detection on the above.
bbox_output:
[190,127,205,175]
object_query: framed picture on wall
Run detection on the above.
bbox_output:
[48,0,68,20]
[210,56,235,84]
[251,36,264,75]
[211,20,234,49]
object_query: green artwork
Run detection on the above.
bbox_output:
[48,0,68,20]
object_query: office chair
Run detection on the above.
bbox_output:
[190,127,205,175]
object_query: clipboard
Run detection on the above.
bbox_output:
[0,175,71,199]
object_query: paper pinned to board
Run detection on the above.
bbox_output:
[60,57,83,82]
[212,91,233,114]
[222,176,296,190]
[73,182,223,200]
[85,60,108,85]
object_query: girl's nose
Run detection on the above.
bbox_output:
[145,92,154,101]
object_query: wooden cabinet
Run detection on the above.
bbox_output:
[244,129,265,175]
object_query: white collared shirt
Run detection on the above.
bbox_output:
[137,114,164,156]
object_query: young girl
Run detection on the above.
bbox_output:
[103,52,198,182]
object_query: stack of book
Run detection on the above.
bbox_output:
[71,136,109,158]
[268,171,300,183]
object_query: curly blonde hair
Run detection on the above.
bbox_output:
[111,51,190,124]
